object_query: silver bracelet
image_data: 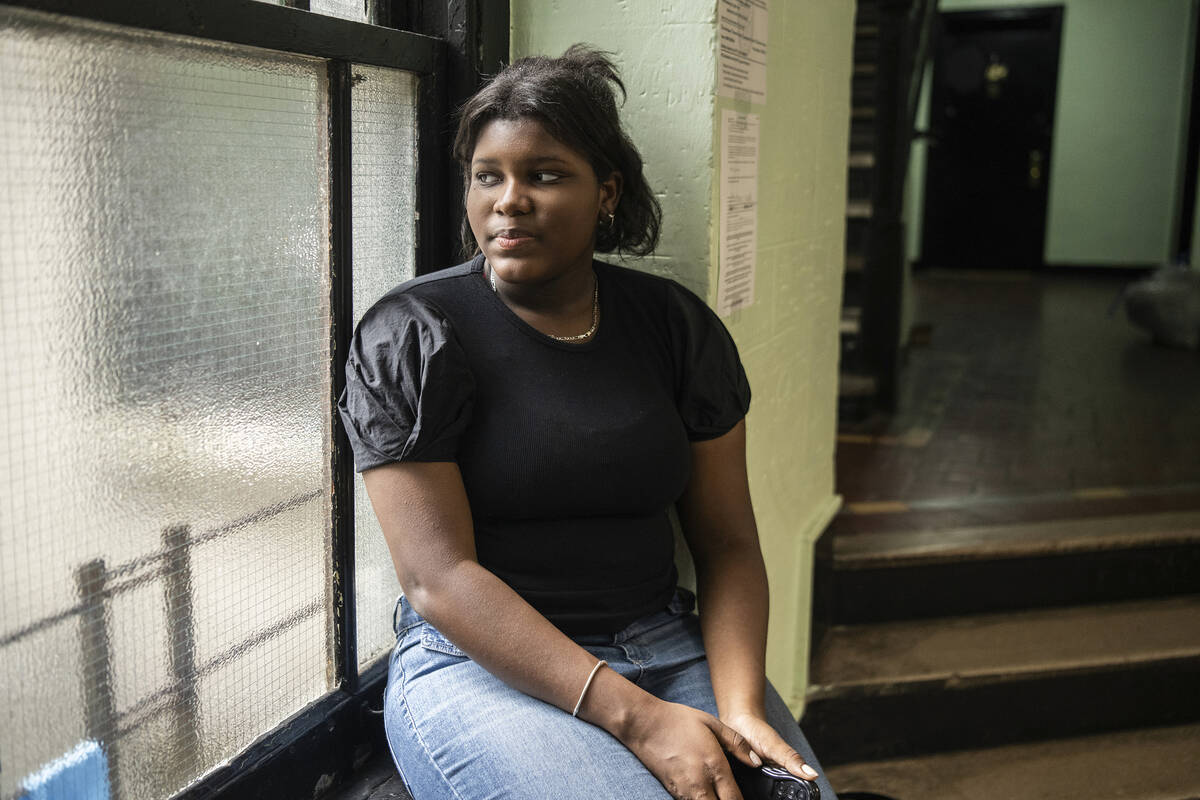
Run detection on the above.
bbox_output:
[571,659,608,718]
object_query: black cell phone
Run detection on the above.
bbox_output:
[730,760,821,800]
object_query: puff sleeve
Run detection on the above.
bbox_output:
[337,293,475,471]
[665,282,752,441]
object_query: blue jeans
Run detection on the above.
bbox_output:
[384,589,837,799]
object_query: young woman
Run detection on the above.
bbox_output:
[338,45,836,800]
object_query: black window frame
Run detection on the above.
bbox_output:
[0,0,506,796]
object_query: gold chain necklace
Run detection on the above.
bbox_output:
[488,266,600,342]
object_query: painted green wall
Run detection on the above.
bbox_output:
[510,0,852,712]
[909,0,1195,266]
[512,1,718,295]
[710,5,851,711]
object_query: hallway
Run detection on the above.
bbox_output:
[838,269,1200,518]
[811,268,1200,800]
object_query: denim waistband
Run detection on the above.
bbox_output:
[392,586,696,643]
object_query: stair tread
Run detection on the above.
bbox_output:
[847,200,873,218]
[811,595,1200,691]
[847,151,875,168]
[834,510,1200,568]
[840,372,878,397]
[826,722,1200,800]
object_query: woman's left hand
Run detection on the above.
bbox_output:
[721,712,821,783]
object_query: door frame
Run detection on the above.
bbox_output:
[1173,0,1200,262]
[919,4,1065,269]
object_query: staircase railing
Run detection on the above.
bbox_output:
[859,0,938,411]
[908,0,938,124]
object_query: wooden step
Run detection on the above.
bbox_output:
[847,201,873,219]
[813,596,1200,691]
[838,371,878,422]
[839,372,877,399]
[826,722,1200,800]
[854,39,879,62]
[849,124,875,154]
[852,74,876,102]
[855,0,880,19]
[847,151,875,169]
[832,511,1200,622]
[847,164,873,200]
[804,596,1200,764]
[836,510,1200,568]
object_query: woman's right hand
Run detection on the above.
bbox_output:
[618,696,761,800]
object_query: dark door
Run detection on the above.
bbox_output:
[921,7,1063,269]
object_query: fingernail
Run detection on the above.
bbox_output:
[800,764,819,779]
[750,752,762,766]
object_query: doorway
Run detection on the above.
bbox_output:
[921,6,1064,269]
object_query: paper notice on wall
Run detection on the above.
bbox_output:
[718,0,768,103]
[717,110,759,316]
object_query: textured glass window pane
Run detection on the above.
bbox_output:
[250,0,371,22]
[0,8,332,800]
[350,64,418,668]
[310,0,368,23]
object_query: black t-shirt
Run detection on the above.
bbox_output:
[338,255,750,634]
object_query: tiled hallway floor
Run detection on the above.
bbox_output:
[837,269,1200,527]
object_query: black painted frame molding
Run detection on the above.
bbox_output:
[3,0,443,70]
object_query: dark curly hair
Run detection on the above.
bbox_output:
[453,44,662,260]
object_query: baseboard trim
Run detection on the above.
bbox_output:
[786,493,844,716]
[1043,262,1158,278]
[806,494,845,546]
[913,260,1159,279]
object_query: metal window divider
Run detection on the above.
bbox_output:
[2,0,443,72]
[329,57,359,693]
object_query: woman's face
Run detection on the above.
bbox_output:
[467,117,621,287]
